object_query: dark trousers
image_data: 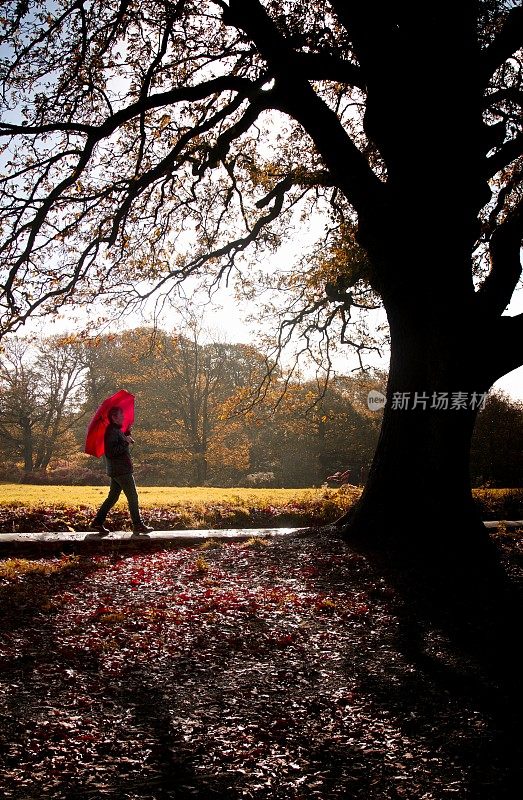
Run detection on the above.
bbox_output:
[94,473,142,526]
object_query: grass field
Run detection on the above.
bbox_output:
[0,484,521,533]
[0,484,335,509]
[0,483,363,532]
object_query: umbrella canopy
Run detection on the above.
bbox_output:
[84,390,135,458]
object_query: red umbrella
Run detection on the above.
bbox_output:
[84,390,135,457]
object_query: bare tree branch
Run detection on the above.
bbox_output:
[485,131,523,178]
[481,5,523,84]
[221,0,384,217]
[0,77,263,139]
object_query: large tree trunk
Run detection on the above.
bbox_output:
[338,306,520,683]
[341,400,483,538]
[337,305,497,567]
[335,309,522,700]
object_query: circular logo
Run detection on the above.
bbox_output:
[367,390,386,411]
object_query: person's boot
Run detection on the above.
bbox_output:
[132,522,153,536]
[90,520,110,536]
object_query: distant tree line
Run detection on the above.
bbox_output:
[0,327,521,488]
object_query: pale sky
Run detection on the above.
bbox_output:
[169,282,523,402]
[34,274,522,402]
[12,182,523,404]
[492,288,523,400]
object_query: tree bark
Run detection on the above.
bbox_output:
[335,309,522,693]
[337,306,497,567]
[20,415,34,473]
[195,449,208,485]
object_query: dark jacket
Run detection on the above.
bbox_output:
[104,422,133,476]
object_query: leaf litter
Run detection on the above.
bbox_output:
[0,530,521,798]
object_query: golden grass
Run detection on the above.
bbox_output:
[0,484,520,523]
[0,483,333,509]
[0,556,80,579]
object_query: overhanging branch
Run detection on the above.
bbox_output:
[121,176,294,308]
[293,53,365,89]
[0,76,262,139]
[222,0,384,218]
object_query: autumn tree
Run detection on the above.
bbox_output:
[79,326,267,484]
[0,1,522,560]
[0,336,86,473]
[470,390,523,487]
[239,375,381,487]
[144,327,261,484]
[0,338,38,472]
[311,375,382,484]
